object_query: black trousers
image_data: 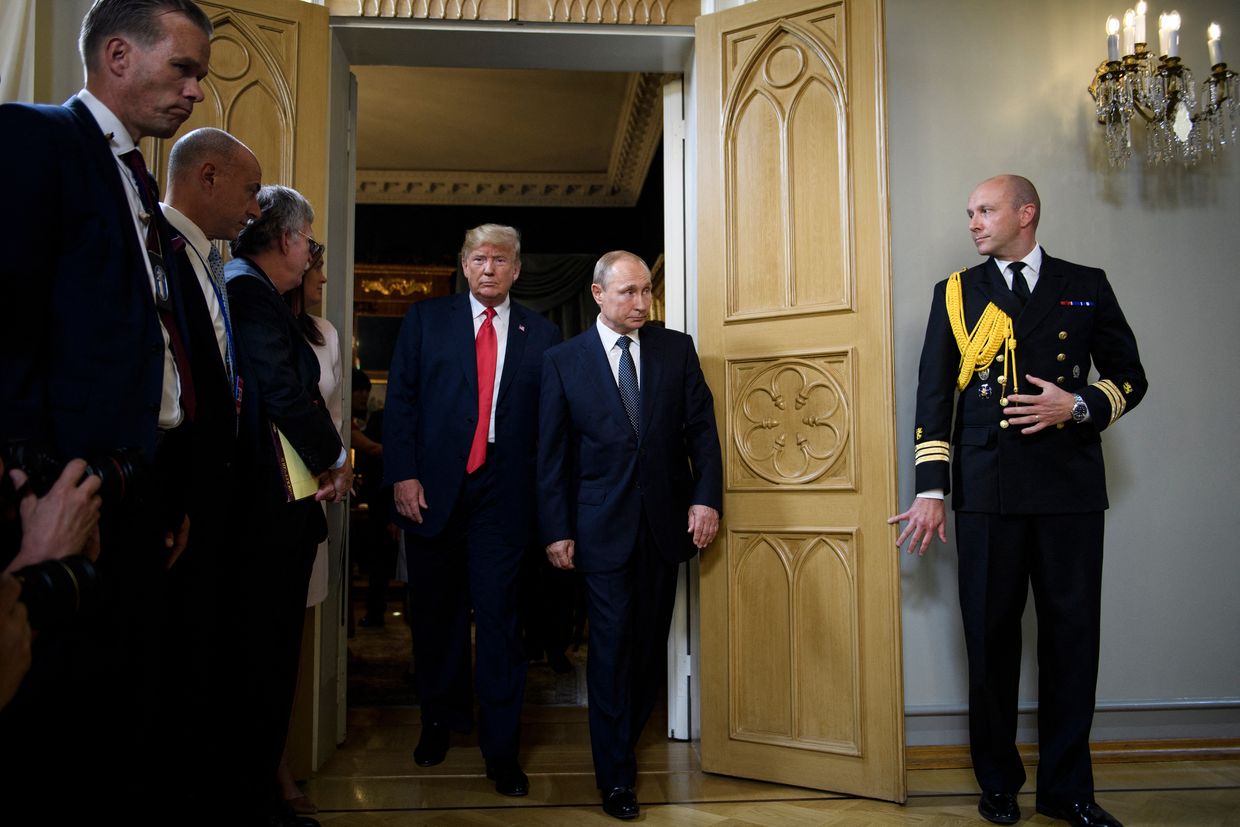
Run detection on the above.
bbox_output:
[581,511,680,791]
[955,510,1105,806]
[406,455,527,761]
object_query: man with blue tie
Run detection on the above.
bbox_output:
[538,251,723,820]
[385,224,561,797]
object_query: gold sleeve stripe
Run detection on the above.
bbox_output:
[915,440,951,465]
[1093,379,1126,426]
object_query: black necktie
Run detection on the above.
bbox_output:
[1009,261,1030,306]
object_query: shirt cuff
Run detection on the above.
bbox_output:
[916,489,945,500]
[332,448,347,469]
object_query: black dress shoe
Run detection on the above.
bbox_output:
[1037,800,1124,827]
[413,722,450,766]
[547,651,574,674]
[601,786,639,820]
[485,758,530,796]
[978,791,1021,824]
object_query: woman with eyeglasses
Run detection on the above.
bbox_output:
[224,185,351,825]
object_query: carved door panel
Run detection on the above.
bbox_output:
[696,0,905,802]
[146,0,329,229]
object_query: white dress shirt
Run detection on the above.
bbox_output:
[161,203,229,369]
[595,315,642,386]
[994,244,1043,294]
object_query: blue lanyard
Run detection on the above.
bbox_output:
[188,242,242,416]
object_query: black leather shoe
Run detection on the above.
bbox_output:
[413,722,450,766]
[1036,800,1124,827]
[601,786,639,820]
[486,758,529,796]
[978,791,1021,824]
[547,651,574,674]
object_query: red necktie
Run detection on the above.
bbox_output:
[466,307,497,473]
[121,148,197,421]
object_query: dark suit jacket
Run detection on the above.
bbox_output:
[225,257,342,544]
[0,96,192,465]
[537,324,723,573]
[383,292,561,540]
[169,236,237,499]
[913,251,1147,514]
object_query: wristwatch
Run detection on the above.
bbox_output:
[1071,393,1089,424]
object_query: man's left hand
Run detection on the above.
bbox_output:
[1004,374,1075,434]
[687,505,720,549]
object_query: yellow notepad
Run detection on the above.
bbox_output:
[272,424,319,501]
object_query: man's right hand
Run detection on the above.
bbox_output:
[394,479,428,524]
[546,539,575,571]
[887,496,946,557]
[5,459,102,574]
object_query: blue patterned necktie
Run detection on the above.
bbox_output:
[207,245,236,385]
[617,335,640,435]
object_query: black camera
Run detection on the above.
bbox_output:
[11,555,102,632]
[1,439,143,504]
[0,440,138,631]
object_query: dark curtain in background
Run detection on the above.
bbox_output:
[454,253,598,339]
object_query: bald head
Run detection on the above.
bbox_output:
[966,174,1040,261]
[166,127,262,242]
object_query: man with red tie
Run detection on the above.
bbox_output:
[385,224,561,796]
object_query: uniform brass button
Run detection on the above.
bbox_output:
[1056,423,1065,429]
[1057,353,1066,362]
[996,354,1005,363]
[998,375,1007,385]
[1059,331,1068,340]
[999,420,1010,429]
[999,397,1008,406]
[1057,376,1065,384]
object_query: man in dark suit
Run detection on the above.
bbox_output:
[226,185,350,825]
[890,175,1146,827]
[385,224,560,796]
[0,0,213,814]
[538,251,723,820]
[161,126,262,806]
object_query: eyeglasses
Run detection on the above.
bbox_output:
[295,229,324,261]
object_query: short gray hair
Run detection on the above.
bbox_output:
[231,185,314,258]
[593,250,648,288]
[460,224,521,264]
[168,127,247,180]
[80,0,213,73]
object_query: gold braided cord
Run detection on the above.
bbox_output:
[945,272,1019,394]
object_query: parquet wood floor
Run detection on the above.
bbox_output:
[305,706,1240,825]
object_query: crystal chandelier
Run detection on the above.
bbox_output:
[1088,3,1238,167]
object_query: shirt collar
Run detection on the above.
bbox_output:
[994,244,1043,277]
[468,291,510,320]
[78,88,136,156]
[595,315,640,349]
[160,203,211,258]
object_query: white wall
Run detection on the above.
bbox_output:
[887,0,1240,744]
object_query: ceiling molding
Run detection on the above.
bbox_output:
[357,71,668,207]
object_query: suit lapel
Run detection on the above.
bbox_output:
[578,328,633,436]
[495,302,528,406]
[66,97,151,305]
[1016,252,1067,338]
[979,258,1023,320]
[453,293,479,396]
[637,326,662,438]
